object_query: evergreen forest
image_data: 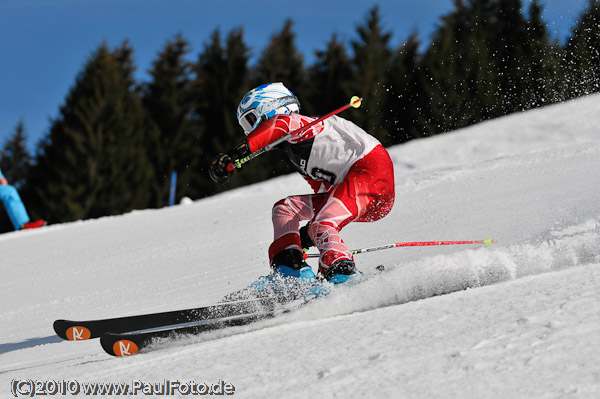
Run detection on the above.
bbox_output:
[1,1,599,232]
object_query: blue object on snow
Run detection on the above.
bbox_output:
[0,183,30,230]
[168,171,177,206]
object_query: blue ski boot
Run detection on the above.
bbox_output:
[248,249,317,298]
[323,259,360,285]
[270,248,316,282]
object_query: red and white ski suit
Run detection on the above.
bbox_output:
[246,113,395,273]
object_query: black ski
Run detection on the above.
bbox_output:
[53,296,279,341]
[99,271,382,357]
[57,266,384,354]
[100,310,278,356]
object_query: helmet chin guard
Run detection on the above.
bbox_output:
[237,82,300,135]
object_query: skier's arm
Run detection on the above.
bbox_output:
[245,116,291,152]
[210,116,293,184]
[245,114,322,152]
[209,115,320,184]
[0,168,6,185]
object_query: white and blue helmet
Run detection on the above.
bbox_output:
[237,82,300,135]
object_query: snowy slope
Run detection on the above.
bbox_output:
[1,94,599,398]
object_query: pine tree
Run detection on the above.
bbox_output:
[142,35,201,207]
[253,20,308,109]
[0,120,31,188]
[491,0,531,114]
[349,6,393,144]
[26,42,155,223]
[422,0,500,132]
[307,34,353,115]
[244,20,308,181]
[193,28,257,194]
[521,0,562,108]
[563,0,600,97]
[385,33,431,143]
[420,0,564,132]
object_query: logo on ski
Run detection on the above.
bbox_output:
[113,340,139,356]
[66,326,91,340]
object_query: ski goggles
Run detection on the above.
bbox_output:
[238,109,261,134]
[238,95,300,134]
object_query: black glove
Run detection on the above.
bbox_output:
[209,153,234,184]
[209,141,251,184]
[299,223,314,250]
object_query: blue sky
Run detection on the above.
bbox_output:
[0,0,590,153]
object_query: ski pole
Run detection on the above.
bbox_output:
[304,238,495,258]
[226,96,362,172]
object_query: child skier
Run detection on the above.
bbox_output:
[210,82,395,285]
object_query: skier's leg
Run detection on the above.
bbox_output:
[264,194,325,283]
[308,145,395,277]
[268,194,318,263]
[352,145,395,223]
[0,184,30,230]
[307,184,357,273]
